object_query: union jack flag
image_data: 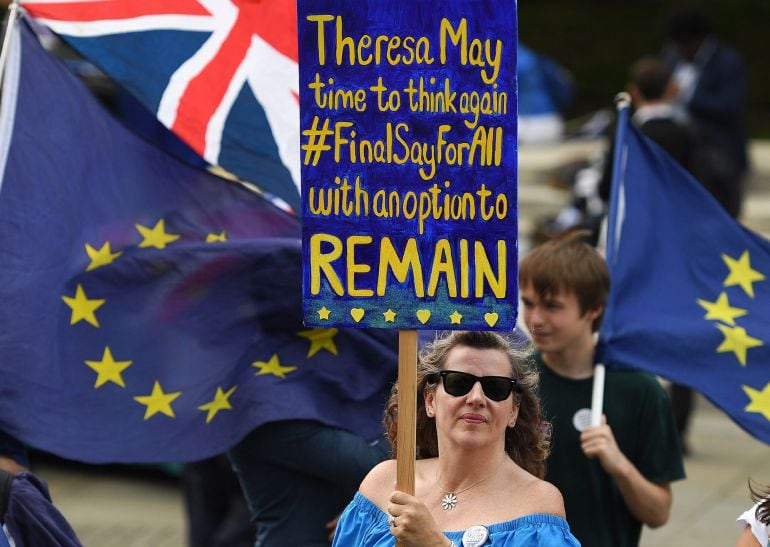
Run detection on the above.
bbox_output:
[22,0,301,210]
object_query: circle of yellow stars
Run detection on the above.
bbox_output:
[62,218,315,425]
[695,249,769,423]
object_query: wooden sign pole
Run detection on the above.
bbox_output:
[395,329,417,535]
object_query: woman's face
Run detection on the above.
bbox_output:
[425,345,519,451]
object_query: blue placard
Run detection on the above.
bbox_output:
[299,0,518,330]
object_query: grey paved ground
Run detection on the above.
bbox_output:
[32,139,770,546]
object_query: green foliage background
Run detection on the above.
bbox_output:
[518,1,770,137]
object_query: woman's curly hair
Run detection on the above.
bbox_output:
[383,331,551,479]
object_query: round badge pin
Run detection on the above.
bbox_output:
[461,525,489,547]
[572,407,593,432]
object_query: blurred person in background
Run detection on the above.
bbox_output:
[0,431,83,546]
[662,5,749,218]
[517,42,574,146]
[736,481,770,546]
[182,455,254,547]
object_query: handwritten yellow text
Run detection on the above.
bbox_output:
[309,234,507,299]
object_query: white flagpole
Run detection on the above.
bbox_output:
[590,363,606,427]
[0,0,21,90]
[591,92,632,428]
[590,329,605,427]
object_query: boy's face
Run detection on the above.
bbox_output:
[520,283,601,355]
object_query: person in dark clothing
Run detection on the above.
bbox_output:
[181,455,254,547]
[599,56,701,201]
[626,57,695,169]
[519,231,685,547]
[662,6,750,218]
[0,430,83,546]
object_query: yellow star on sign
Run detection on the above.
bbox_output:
[298,328,338,357]
[317,306,331,320]
[722,250,766,298]
[133,381,182,420]
[198,386,237,423]
[206,231,227,243]
[62,284,105,327]
[696,292,748,326]
[85,242,122,271]
[252,354,297,378]
[449,311,463,325]
[85,346,132,388]
[742,382,770,422]
[383,309,397,322]
[136,219,180,249]
[715,323,764,366]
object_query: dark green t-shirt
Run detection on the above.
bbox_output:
[536,354,685,547]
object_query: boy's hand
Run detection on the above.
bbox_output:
[579,415,629,476]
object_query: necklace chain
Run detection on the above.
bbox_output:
[435,457,505,511]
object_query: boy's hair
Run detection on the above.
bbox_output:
[629,56,672,101]
[519,230,610,331]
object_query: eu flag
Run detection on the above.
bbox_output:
[597,108,770,444]
[0,22,397,463]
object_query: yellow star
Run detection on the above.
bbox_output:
[206,231,227,243]
[62,284,105,327]
[317,306,331,320]
[449,311,463,325]
[252,354,297,378]
[383,309,397,322]
[742,382,770,422]
[85,242,122,271]
[715,323,764,366]
[696,292,748,326]
[85,347,132,388]
[133,381,182,420]
[198,386,237,424]
[722,250,766,298]
[297,328,338,357]
[136,219,180,249]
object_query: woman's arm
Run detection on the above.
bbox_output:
[735,525,762,547]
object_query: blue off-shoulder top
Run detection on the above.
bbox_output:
[332,492,581,546]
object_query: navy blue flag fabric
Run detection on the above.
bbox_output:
[597,111,770,444]
[0,23,397,464]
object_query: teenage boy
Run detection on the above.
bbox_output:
[519,231,685,547]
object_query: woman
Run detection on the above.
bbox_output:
[736,481,770,546]
[332,331,580,546]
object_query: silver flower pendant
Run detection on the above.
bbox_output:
[441,492,458,510]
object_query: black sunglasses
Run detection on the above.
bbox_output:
[434,370,519,402]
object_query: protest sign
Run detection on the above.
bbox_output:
[298,0,518,330]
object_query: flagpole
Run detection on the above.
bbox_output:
[0,0,20,90]
[604,91,632,267]
[590,362,606,427]
[591,329,605,427]
[592,92,631,427]
[395,330,417,492]
[395,329,417,547]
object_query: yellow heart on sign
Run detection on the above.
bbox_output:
[350,308,365,322]
[416,309,431,324]
[484,313,499,327]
